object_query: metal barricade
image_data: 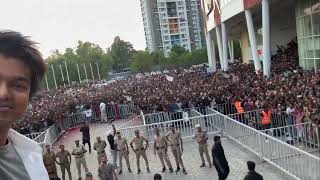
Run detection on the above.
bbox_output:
[33,130,48,144]
[212,103,237,115]
[118,113,223,142]
[118,115,145,129]
[261,122,320,155]
[213,109,320,180]
[25,132,45,140]
[228,109,297,130]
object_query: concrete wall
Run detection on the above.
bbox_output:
[220,0,244,22]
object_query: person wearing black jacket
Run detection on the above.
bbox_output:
[107,124,117,166]
[244,161,263,180]
[212,136,229,180]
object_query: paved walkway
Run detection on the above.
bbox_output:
[52,120,292,180]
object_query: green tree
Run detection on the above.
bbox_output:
[131,51,155,73]
[109,36,136,72]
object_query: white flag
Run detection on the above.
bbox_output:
[165,75,174,82]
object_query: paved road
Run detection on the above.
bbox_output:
[52,120,292,180]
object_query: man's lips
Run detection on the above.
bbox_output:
[0,105,14,112]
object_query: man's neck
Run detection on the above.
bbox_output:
[0,123,10,146]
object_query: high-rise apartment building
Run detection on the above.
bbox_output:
[140,0,205,56]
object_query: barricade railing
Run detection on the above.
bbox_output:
[212,103,237,115]
[118,113,223,142]
[33,130,48,144]
[25,132,45,140]
[261,122,320,154]
[210,108,320,180]
[118,115,145,129]
[227,109,297,130]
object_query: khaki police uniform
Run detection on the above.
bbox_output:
[94,140,107,164]
[155,134,172,169]
[56,150,72,180]
[195,130,212,166]
[166,131,185,169]
[116,137,131,171]
[43,151,58,177]
[131,136,149,170]
[72,145,89,178]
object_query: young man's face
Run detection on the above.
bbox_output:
[0,55,30,124]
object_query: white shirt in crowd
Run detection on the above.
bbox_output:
[7,129,49,180]
[100,102,106,113]
[85,109,93,118]
[286,107,295,115]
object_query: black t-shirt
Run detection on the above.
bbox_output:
[107,134,116,150]
[80,126,90,139]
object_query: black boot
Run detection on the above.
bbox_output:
[183,168,187,175]
[118,170,122,175]
[137,169,141,174]
[161,167,166,172]
[176,166,180,173]
[200,163,205,168]
[147,167,150,173]
[128,168,132,173]
[169,167,173,173]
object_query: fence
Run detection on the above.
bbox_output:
[118,107,320,180]
[227,109,296,130]
[118,113,223,142]
[117,115,145,129]
[25,132,45,140]
[261,122,320,154]
[213,108,320,180]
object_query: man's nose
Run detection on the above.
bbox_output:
[0,83,11,100]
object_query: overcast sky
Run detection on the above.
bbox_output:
[0,0,145,57]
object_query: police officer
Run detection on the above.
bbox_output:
[166,125,187,174]
[55,144,72,180]
[115,131,132,175]
[43,144,58,177]
[154,127,173,173]
[72,140,89,180]
[93,136,107,165]
[130,130,150,174]
[194,124,212,168]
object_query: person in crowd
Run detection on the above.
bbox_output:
[72,139,89,180]
[98,155,118,180]
[80,122,92,153]
[85,172,94,180]
[115,131,132,175]
[154,127,173,173]
[194,124,212,168]
[166,125,187,175]
[243,161,263,180]
[154,173,162,180]
[93,136,107,165]
[100,102,107,123]
[0,30,49,179]
[130,129,150,174]
[55,144,72,180]
[261,106,272,131]
[107,124,117,166]
[43,144,58,178]
[212,136,229,180]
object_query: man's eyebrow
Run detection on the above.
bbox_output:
[15,76,30,83]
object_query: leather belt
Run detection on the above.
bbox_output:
[76,155,84,159]
[170,144,180,147]
[135,148,145,151]
[117,148,127,151]
[97,150,105,154]
[156,146,166,150]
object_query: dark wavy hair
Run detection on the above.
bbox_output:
[0,30,46,97]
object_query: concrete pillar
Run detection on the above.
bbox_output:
[216,26,224,70]
[262,0,271,77]
[245,9,262,72]
[212,39,217,72]
[221,23,229,71]
[206,32,216,72]
[228,40,235,63]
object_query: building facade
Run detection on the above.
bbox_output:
[140,0,206,56]
[202,0,320,74]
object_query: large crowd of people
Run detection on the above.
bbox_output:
[16,40,320,134]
